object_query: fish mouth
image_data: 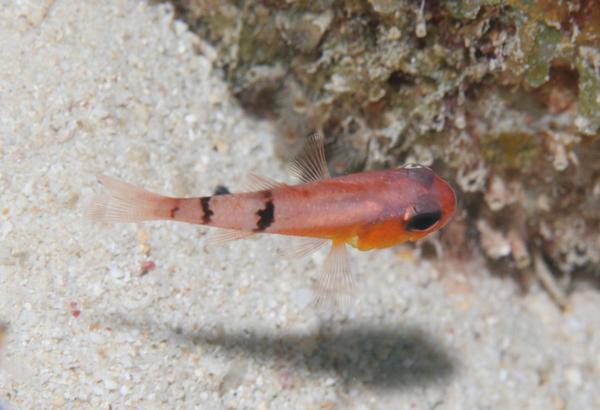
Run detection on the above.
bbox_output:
[433,178,458,228]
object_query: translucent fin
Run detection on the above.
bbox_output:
[205,228,255,247]
[280,237,328,259]
[241,173,287,192]
[288,133,331,183]
[312,291,352,310]
[85,175,168,224]
[311,242,355,307]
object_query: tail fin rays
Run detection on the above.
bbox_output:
[85,175,172,224]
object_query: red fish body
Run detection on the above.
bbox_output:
[89,135,456,304]
[167,168,455,251]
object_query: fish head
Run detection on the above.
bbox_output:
[398,164,457,241]
[345,164,458,251]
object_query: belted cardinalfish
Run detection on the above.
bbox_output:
[88,134,456,304]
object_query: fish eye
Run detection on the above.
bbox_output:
[404,196,442,231]
[405,210,442,231]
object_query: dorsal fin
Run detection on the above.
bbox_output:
[241,173,287,192]
[288,133,331,183]
[213,185,231,195]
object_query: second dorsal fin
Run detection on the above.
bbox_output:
[288,133,331,183]
[241,173,287,192]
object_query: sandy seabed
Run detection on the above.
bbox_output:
[0,1,599,409]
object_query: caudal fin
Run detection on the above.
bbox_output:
[85,175,172,224]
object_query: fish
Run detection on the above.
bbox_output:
[87,134,457,304]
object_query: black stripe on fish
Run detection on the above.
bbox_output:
[254,190,274,231]
[200,197,213,224]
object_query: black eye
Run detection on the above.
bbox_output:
[405,195,442,231]
[405,210,442,231]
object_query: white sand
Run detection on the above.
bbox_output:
[1,1,599,409]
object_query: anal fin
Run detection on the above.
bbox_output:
[205,228,255,247]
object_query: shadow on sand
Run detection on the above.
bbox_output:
[115,316,456,390]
